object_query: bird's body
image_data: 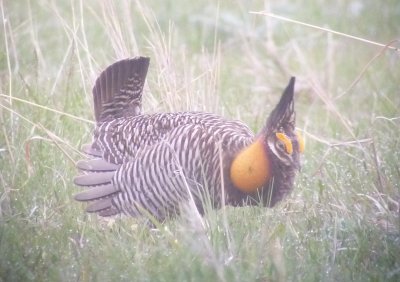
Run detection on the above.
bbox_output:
[74,57,303,221]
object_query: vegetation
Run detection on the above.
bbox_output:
[1,0,399,281]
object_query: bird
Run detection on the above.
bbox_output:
[73,56,304,221]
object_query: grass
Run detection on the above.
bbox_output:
[1,0,399,281]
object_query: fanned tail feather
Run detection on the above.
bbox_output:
[93,56,150,122]
[73,57,152,218]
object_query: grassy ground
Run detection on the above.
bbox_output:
[1,0,399,281]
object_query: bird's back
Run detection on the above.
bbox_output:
[93,111,253,164]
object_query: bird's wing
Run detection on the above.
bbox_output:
[75,113,255,219]
[74,124,216,220]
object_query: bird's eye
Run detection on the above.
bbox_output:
[276,140,285,151]
[275,132,293,154]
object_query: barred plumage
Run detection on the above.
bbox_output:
[74,56,304,221]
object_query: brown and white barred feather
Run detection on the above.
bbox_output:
[75,112,255,220]
[74,56,302,221]
[93,57,149,122]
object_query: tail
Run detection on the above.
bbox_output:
[72,57,150,217]
[93,56,150,122]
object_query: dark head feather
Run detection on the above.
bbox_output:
[265,77,296,133]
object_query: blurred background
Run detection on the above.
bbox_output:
[1,0,399,281]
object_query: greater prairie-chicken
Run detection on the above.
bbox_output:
[74,56,304,221]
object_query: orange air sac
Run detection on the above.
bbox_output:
[230,138,270,193]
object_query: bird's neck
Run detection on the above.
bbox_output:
[230,137,271,193]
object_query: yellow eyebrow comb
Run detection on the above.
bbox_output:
[276,132,293,154]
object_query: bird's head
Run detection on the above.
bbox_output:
[263,77,304,170]
[261,77,304,206]
[229,77,304,207]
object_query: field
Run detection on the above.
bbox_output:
[1,0,399,281]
